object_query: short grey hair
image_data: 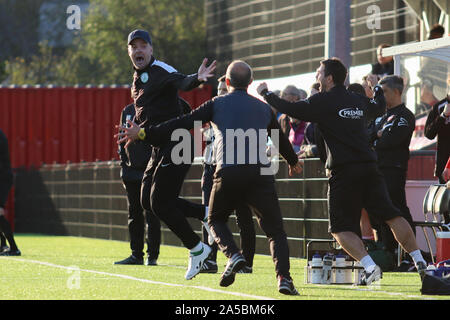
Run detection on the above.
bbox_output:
[379,75,404,95]
[281,85,307,99]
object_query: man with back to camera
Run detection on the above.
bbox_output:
[117,60,303,295]
[256,58,427,285]
[369,75,416,265]
[200,75,256,274]
[0,129,20,256]
[123,29,216,280]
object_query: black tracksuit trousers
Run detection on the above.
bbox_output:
[208,165,291,279]
[141,140,205,250]
[123,180,161,260]
[202,163,256,266]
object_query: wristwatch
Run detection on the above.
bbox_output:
[137,128,146,140]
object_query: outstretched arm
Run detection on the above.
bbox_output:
[116,99,215,148]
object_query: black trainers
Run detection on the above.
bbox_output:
[145,257,158,266]
[114,255,143,265]
[416,261,427,281]
[237,266,252,274]
[0,249,21,256]
[360,265,382,286]
[278,276,299,295]
[0,245,9,253]
[200,259,218,273]
[219,253,246,287]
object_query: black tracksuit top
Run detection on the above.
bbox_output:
[132,56,202,127]
[425,97,450,178]
[370,103,415,170]
[263,85,386,170]
[144,90,298,170]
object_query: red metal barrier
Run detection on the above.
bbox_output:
[0,84,212,224]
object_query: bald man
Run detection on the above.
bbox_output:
[117,60,303,295]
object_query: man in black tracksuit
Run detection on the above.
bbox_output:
[115,103,161,266]
[0,129,20,256]
[118,60,302,295]
[257,58,427,285]
[369,75,416,257]
[123,29,216,280]
[425,95,450,184]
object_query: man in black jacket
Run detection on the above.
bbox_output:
[370,75,416,258]
[0,129,20,256]
[124,29,216,280]
[425,76,450,184]
[257,58,427,285]
[117,60,303,295]
[115,102,161,266]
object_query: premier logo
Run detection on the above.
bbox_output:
[338,108,364,119]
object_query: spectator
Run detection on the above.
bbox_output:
[347,83,366,97]
[428,24,445,40]
[362,75,375,99]
[371,44,394,78]
[425,73,450,184]
[0,129,20,256]
[299,84,325,161]
[310,82,320,96]
[278,86,307,152]
[370,75,416,260]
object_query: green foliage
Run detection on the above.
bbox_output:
[3,0,206,86]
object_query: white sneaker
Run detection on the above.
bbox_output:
[185,244,212,280]
[360,265,382,286]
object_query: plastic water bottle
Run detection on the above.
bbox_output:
[322,254,333,284]
[334,254,346,284]
[311,253,323,284]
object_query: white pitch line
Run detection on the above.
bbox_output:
[2,257,276,301]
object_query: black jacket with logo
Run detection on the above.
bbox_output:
[425,97,450,179]
[0,129,13,208]
[369,104,415,170]
[262,85,386,170]
[132,56,202,127]
[118,104,153,182]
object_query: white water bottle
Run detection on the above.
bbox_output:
[311,253,323,284]
[335,254,346,284]
[322,254,333,284]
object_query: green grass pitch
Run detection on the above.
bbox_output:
[0,234,448,300]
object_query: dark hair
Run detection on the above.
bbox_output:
[320,58,348,86]
[429,24,445,38]
[311,82,320,91]
[347,83,366,96]
[379,75,404,95]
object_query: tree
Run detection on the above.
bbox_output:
[2,0,206,86]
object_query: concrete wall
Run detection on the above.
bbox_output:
[14,159,331,258]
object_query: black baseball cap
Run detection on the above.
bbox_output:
[127,29,152,45]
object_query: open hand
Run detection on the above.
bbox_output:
[115,120,140,148]
[198,58,217,82]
